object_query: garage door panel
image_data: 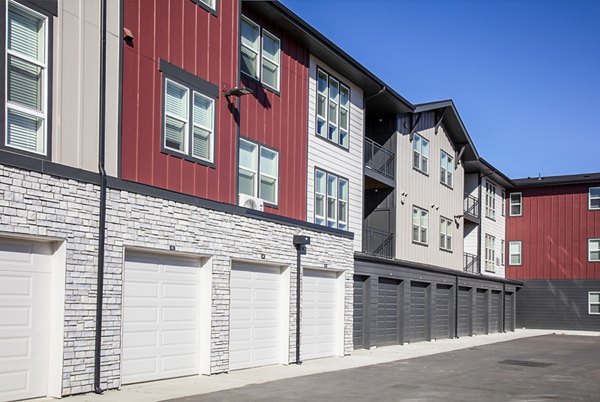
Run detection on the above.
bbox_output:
[162,306,197,322]
[434,285,452,339]
[353,275,367,349]
[377,278,402,345]
[473,289,487,335]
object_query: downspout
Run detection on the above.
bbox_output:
[295,247,302,364]
[454,273,459,338]
[94,0,108,394]
[477,173,482,274]
[502,282,506,333]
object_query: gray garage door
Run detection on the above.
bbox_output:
[353,275,368,349]
[408,282,429,343]
[457,286,471,337]
[434,284,452,340]
[504,292,514,332]
[377,277,402,345]
[490,290,502,333]
[473,289,487,335]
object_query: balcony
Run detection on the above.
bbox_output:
[463,252,479,274]
[364,138,395,188]
[464,193,480,223]
[363,227,394,259]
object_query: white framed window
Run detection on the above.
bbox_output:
[412,206,428,244]
[485,181,496,220]
[509,240,522,266]
[162,77,215,164]
[439,217,453,251]
[589,292,600,315]
[197,0,216,11]
[440,151,453,187]
[589,187,600,210]
[238,138,279,205]
[314,169,349,230]
[315,68,350,149]
[501,239,505,266]
[502,190,506,217]
[509,192,522,216]
[589,239,600,262]
[5,1,49,155]
[412,134,429,174]
[241,16,281,91]
[485,234,496,272]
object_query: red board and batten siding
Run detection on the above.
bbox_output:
[121,0,309,220]
[506,183,600,280]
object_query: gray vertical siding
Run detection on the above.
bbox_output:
[516,280,600,331]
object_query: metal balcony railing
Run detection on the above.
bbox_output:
[464,194,480,219]
[463,252,479,274]
[364,138,395,180]
[363,227,394,259]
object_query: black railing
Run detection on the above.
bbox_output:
[364,138,395,180]
[363,227,394,259]
[464,194,480,219]
[463,252,479,274]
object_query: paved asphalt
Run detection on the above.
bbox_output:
[165,335,600,402]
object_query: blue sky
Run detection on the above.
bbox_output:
[281,0,600,179]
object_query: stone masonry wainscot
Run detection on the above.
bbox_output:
[0,164,355,395]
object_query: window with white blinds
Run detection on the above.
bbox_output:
[238,138,279,205]
[162,77,215,163]
[5,1,48,155]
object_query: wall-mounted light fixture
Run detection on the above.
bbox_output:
[224,86,253,98]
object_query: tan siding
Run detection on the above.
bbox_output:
[481,177,507,278]
[307,55,364,251]
[395,113,464,270]
[52,0,120,175]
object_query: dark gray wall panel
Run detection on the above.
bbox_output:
[505,292,515,332]
[516,280,600,331]
[473,289,487,335]
[408,281,429,342]
[376,277,403,345]
[457,286,472,336]
[434,284,452,339]
[353,275,368,349]
[490,290,501,333]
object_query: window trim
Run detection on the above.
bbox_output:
[238,137,279,207]
[412,133,429,175]
[509,192,523,217]
[240,15,281,93]
[412,205,429,245]
[501,190,506,217]
[589,238,600,263]
[485,234,496,272]
[159,60,219,168]
[501,239,505,266]
[589,187,600,211]
[2,0,53,160]
[191,0,218,15]
[313,167,350,231]
[589,291,600,315]
[485,181,496,220]
[508,240,522,266]
[439,216,453,252]
[314,67,351,151]
[440,150,453,188]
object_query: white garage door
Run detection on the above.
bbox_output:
[0,239,52,401]
[229,263,283,371]
[122,252,201,385]
[302,269,339,360]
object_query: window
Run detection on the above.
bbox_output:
[509,241,522,266]
[440,151,453,187]
[502,191,506,217]
[501,239,505,266]
[162,77,215,164]
[589,292,600,315]
[238,139,279,205]
[241,16,280,91]
[315,69,350,148]
[485,234,496,272]
[412,133,429,174]
[314,169,349,230]
[509,192,522,216]
[485,181,496,220]
[439,217,453,251]
[589,187,600,210]
[412,206,428,244]
[5,1,49,155]
[195,0,216,11]
[589,239,600,262]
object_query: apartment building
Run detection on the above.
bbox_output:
[506,173,600,330]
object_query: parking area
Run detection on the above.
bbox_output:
[167,335,600,402]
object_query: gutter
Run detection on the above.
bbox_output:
[94,0,108,393]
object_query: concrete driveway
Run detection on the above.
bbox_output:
[167,335,600,402]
